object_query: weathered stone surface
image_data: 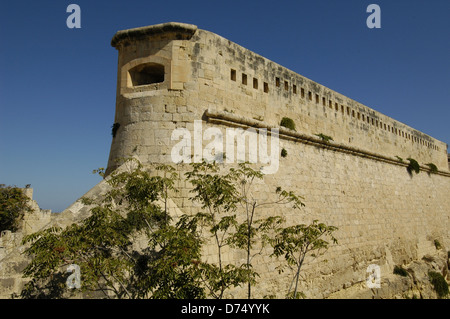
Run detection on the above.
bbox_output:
[1,22,449,299]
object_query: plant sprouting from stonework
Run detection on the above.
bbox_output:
[428,271,449,299]
[425,163,438,174]
[271,220,338,299]
[111,122,120,138]
[393,265,409,277]
[406,158,420,175]
[280,117,296,131]
[315,133,334,143]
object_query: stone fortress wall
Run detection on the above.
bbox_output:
[102,22,450,298]
[1,22,449,299]
[106,22,448,174]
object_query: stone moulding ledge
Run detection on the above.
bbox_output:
[204,109,450,177]
[111,22,198,48]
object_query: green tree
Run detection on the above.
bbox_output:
[271,220,338,298]
[21,159,204,299]
[21,159,336,299]
[186,161,304,299]
[0,184,31,233]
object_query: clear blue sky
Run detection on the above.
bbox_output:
[1,0,449,212]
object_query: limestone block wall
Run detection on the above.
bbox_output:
[107,22,448,174]
[103,22,450,298]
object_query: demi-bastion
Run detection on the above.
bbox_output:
[1,22,449,299]
[106,22,449,297]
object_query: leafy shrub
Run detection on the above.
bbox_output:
[406,158,420,174]
[393,265,408,277]
[281,148,288,158]
[0,185,31,233]
[425,163,438,174]
[315,133,333,143]
[280,117,296,131]
[428,271,449,298]
[111,122,120,138]
[434,239,442,250]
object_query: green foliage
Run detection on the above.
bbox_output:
[280,117,296,131]
[315,133,334,143]
[395,156,404,163]
[407,158,420,175]
[21,159,204,299]
[425,163,438,174]
[21,158,333,300]
[271,220,338,298]
[0,185,31,233]
[393,265,409,277]
[186,161,304,298]
[111,122,120,138]
[434,239,442,250]
[281,148,288,158]
[428,271,449,298]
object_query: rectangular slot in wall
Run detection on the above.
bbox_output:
[264,82,269,93]
[253,78,258,89]
[293,84,297,94]
[301,88,305,98]
[284,80,289,91]
[276,77,280,87]
[231,69,236,81]
[242,73,247,85]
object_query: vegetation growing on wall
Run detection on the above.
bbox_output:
[425,163,438,174]
[428,271,449,298]
[281,148,288,158]
[315,133,334,143]
[111,122,120,138]
[434,239,442,250]
[280,117,296,131]
[407,158,420,175]
[393,265,409,277]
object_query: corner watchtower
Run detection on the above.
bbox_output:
[106,22,198,174]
